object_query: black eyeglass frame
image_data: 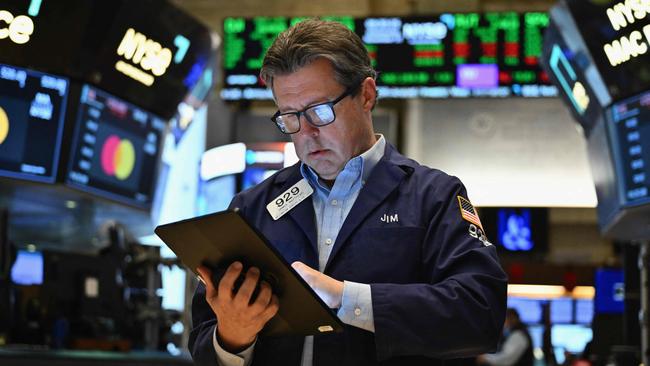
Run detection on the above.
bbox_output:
[270,84,360,134]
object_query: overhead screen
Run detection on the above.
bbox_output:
[221,14,558,100]
[480,207,548,253]
[565,0,650,103]
[89,0,213,119]
[65,85,165,209]
[0,0,214,119]
[0,63,68,183]
[607,91,650,206]
[541,0,650,239]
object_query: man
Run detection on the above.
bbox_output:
[476,308,534,366]
[189,19,507,366]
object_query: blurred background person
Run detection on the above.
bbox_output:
[477,308,534,366]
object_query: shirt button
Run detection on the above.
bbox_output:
[331,199,338,206]
[354,307,362,316]
[325,238,333,245]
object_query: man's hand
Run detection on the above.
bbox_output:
[291,261,344,308]
[197,262,279,353]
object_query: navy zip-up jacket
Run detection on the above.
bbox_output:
[190,143,508,366]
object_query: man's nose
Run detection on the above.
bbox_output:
[299,114,319,136]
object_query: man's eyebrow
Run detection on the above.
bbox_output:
[278,96,331,113]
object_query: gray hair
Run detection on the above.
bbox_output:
[260,18,377,94]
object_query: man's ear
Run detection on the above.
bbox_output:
[360,77,377,112]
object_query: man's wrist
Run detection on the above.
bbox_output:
[216,325,256,354]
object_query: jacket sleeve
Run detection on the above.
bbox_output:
[188,194,249,365]
[371,176,508,360]
[188,281,219,365]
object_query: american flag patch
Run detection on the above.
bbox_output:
[457,196,483,231]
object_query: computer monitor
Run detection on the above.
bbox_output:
[0,63,69,183]
[528,324,544,351]
[594,268,625,314]
[507,297,543,324]
[575,299,594,325]
[607,92,650,208]
[159,244,186,312]
[480,207,548,253]
[11,250,44,286]
[552,324,593,364]
[550,297,573,324]
[65,84,166,209]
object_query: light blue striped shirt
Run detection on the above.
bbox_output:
[298,135,385,366]
[214,135,386,366]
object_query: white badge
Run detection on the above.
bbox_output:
[266,179,314,220]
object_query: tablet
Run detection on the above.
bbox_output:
[154,209,344,336]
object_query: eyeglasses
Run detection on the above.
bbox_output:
[271,86,357,134]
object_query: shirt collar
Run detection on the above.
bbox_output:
[299,134,386,188]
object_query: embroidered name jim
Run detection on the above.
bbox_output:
[380,213,399,223]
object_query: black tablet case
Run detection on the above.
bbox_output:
[154,209,344,336]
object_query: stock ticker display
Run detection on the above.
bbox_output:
[221,14,558,100]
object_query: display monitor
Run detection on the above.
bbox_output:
[528,324,544,351]
[11,250,43,286]
[221,13,557,100]
[563,0,650,103]
[607,91,650,207]
[65,84,166,209]
[594,268,624,314]
[550,297,573,324]
[552,324,593,364]
[507,297,542,324]
[575,299,594,324]
[159,244,186,312]
[480,207,548,253]
[0,63,68,183]
[89,0,214,119]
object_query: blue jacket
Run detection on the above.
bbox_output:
[189,143,507,366]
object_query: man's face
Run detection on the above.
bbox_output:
[272,58,376,181]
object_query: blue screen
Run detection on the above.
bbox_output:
[594,269,625,314]
[11,250,43,285]
[575,299,594,324]
[552,324,593,363]
[497,208,534,251]
[508,297,542,324]
[528,325,544,350]
[550,298,574,323]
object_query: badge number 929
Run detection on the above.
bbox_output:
[275,187,300,209]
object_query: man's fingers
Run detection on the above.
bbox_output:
[235,267,261,305]
[292,261,315,284]
[258,294,280,323]
[196,266,217,297]
[291,261,305,273]
[218,261,243,299]
[251,281,273,312]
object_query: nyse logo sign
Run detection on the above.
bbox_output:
[115,28,190,87]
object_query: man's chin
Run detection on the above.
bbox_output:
[309,163,338,181]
